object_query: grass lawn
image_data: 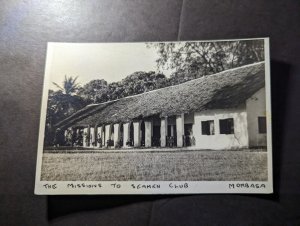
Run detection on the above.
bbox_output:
[40,150,268,181]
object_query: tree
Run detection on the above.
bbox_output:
[49,75,85,122]
[148,40,264,84]
[44,76,86,146]
[120,71,168,95]
[53,75,80,95]
[77,72,170,104]
[78,79,108,103]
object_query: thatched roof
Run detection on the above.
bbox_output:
[56,62,265,129]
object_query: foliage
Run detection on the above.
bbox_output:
[126,138,133,146]
[46,90,86,125]
[107,139,114,147]
[114,140,123,149]
[77,71,169,104]
[47,76,84,126]
[120,71,169,94]
[53,75,80,95]
[77,79,108,104]
[44,77,86,146]
[148,40,264,85]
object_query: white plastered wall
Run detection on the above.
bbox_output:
[193,107,249,150]
[246,88,267,147]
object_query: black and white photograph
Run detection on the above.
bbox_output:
[3,0,300,224]
[35,38,272,194]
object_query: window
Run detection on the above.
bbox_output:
[258,117,267,134]
[219,118,234,134]
[201,120,215,135]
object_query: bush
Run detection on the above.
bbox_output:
[107,139,114,147]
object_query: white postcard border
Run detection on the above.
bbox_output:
[35,38,273,195]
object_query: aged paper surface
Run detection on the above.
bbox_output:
[35,38,272,194]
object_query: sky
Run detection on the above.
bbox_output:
[47,42,173,90]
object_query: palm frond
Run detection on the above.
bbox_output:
[52,82,63,91]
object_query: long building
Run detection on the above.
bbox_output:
[54,62,267,150]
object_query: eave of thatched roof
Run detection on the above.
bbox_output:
[56,62,265,129]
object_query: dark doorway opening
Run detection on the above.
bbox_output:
[152,125,161,147]
[129,122,134,146]
[119,124,124,147]
[167,125,177,147]
[141,121,145,147]
[184,123,193,146]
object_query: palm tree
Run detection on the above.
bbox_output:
[53,75,80,95]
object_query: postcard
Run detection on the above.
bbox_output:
[35,38,272,194]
